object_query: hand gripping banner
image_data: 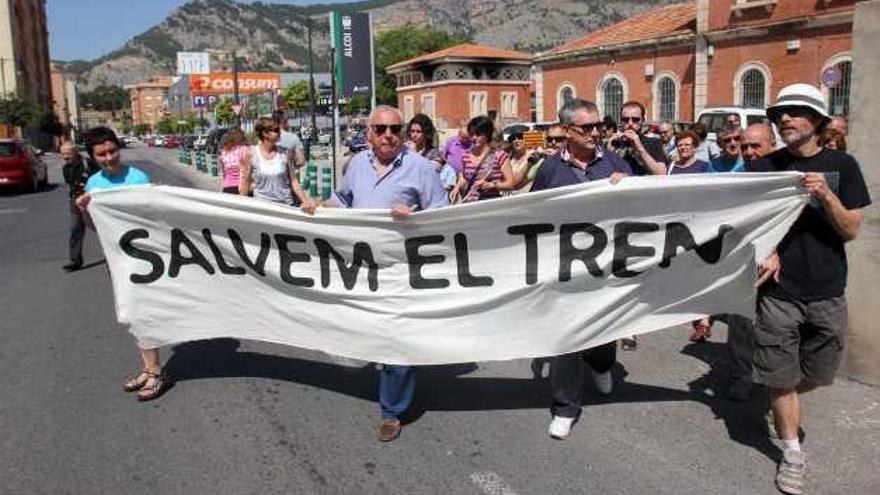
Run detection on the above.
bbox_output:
[88,173,807,365]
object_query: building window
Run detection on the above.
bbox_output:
[656,75,678,121]
[827,59,852,116]
[602,77,625,124]
[469,91,488,117]
[403,95,414,121]
[420,93,436,120]
[501,92,518,118]
[556,84,576,111]
[737,64,770,109]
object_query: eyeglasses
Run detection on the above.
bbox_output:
[620,117,642,124]
[371,124,403,135]
[568,122,603,134]
[721,135,742,144]
[546,136,566,144]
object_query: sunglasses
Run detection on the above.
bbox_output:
[371,124,403,135]
[769,106,816,122]
[569,122,603,133]
[509,133,524,141]
[721,135,742,144]
[546,136,566,144]
[621,117,642,123]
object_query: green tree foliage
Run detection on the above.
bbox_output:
[38,111,65,136]
[282,80,311,116]
[156,116,175,135]
[373,24,466,105]
[344,94,370,117]
[133,124,150,136]
[80,85,130,113]
[214,97,236,126]
[0,95,38,127]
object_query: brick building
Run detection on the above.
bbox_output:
[388,43,532,131]
[49,62,77,141]
[126,77,172,131]
[534,0,859,124]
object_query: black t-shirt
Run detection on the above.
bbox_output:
[747,147,872,301]
[618,135,667,176]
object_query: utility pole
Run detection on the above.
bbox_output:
[330,46,338,182]
[232,50,240,127]
[307,14,318,157]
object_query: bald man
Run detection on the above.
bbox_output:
[60,142,99,271]
[741,123,776,163]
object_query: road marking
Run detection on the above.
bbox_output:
[0,208,28,215]
[470,471,519,495]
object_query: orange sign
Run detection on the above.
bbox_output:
[191,73,281,95]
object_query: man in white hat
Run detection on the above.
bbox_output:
[747,83,871,495]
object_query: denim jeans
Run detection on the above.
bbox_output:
[379,364,415,420]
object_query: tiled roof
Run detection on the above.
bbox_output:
[386,43,532,71]
[546,2,696,56]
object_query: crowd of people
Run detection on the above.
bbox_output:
[62,82,870,495]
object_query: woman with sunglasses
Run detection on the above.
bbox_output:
[452,116,515,203]
[495,131,536,194]
[240,117,310,206]
[407,113,457,191]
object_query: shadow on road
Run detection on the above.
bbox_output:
[162,338,764,436]
[680,340,779,462]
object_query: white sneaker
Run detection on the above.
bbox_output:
[593,370,613,395]
[548,416,576,440]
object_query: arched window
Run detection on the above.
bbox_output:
[657,76,677,121]
[828,59,852,116]
[740,69,766,109]
[602,78,624,123]
[557,84,575,111]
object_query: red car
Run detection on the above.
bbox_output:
[0,139,48,193]
[163,135,181,148]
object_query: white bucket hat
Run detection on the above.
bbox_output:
[766,83,830,123]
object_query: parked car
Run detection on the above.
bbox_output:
[696,106,778,144]
[152,135,166,147]
[193,134,208,150]
[0,139,47,193]
[164,135,181,148]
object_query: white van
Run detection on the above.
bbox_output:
[695,106,777,145]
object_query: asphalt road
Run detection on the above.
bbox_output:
[1,146,878,494]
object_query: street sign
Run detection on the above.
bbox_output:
[822,66,842,88]
[177,52,210,75]
[231,103,243,115]
[193,95,207,107]
[191,73,281,95]
[330,12,374,101]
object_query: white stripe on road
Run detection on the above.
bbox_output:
[0,208,28,215]
[470,471,520,495]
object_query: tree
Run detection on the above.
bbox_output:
[373,24,466,105]
[214,97,235,126]
[80,85,130,113]
[38,111,64,136]
[156,116,175,135]
[282,80,311,117]
[344,94,369,118]
[133,124,150,136]
[0,95,38,128]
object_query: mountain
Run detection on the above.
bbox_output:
[59,0,684,90]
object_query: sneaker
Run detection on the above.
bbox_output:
[548,416,576,440]
[725,378,752,401]
[776,449,806,495]
[593,370,613,396]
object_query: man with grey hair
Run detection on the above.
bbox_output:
[531,98,630,440]
[741,123,776,163]
[302,104,448,442]
[60,141,99,271]
[708,126,745,173]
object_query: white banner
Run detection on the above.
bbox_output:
[88,173,807,365]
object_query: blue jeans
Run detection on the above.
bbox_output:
[380,365,415,420]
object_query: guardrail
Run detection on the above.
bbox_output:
[177,149,334,199]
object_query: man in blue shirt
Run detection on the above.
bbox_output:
[75,126,166,403]
[708,126,745,173]
[531,99,629,440]
[302,105,448,442]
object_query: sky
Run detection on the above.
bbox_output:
[47,0,352,61]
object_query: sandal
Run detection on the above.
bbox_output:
[123,370,151,392]
[621,336,638,351]
[136,370,167,402]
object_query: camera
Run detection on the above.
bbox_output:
[611,136,632,149]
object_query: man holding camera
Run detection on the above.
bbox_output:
[609,101,668,176]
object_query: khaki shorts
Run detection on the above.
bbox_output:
[753,295,847,390]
